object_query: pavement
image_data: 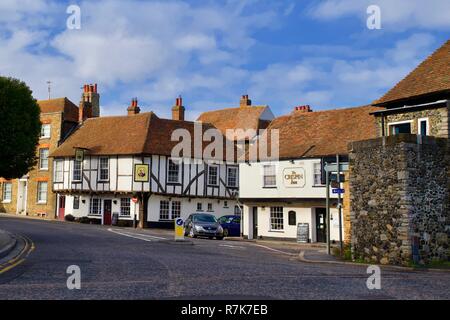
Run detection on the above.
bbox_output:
[1,214,450,300]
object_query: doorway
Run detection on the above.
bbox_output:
[58,195,66,220]
[16,180,27,214]
[103,199,112,225]
[252,206,258,239]
[315,208,327,243]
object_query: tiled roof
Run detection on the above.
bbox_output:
[38,98,79,122]
[262,105,383,160]
[374,39,450,105]
[50,112,225,159]
[197,106,269,140]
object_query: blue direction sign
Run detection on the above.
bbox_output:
[332,188,345,194]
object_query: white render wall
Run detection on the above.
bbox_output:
[239,158,338,199]
[242,203,343,242]
[147,195,238,222]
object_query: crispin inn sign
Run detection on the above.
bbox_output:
[283,167,305,188]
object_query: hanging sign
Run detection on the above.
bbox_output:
[134,164,149,182]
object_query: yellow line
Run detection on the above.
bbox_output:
[0,259,25,274]
[0,234,35,275]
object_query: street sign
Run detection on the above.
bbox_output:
[332,188,345,194]
[324,163,348,172]
[131,197,138,203]
[175,218,184,241]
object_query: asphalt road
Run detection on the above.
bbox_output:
[0,216,449,300]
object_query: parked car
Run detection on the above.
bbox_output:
[184,213,224,240]
[218,215,241,237]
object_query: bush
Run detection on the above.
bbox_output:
[65,214,75,222]
[117,220,133,228]
[78,216,91,224]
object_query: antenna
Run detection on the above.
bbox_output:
[47,81,52,99]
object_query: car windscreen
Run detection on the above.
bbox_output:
[193,215,217,223]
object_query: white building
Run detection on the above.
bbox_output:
[239,105,381,242]
[50,96,273,228]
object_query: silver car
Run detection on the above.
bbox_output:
[184,213,224,240]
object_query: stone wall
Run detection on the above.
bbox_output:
[349,134,449,266]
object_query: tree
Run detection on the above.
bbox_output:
[0,76,41,179]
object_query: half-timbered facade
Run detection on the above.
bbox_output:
[50,98,241,227]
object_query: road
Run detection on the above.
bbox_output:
[0,216,449,300]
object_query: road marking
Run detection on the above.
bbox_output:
[0,234,34,275]
[219,244,245,249]
[251,244,297,256]
[107,228,153,242]
[109,228,168,240]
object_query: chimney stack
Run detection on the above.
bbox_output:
[240,94,251,108]
[172,95,185,121]
[293,105,312,113]
[127,98,140,115]
[81,83,100,118]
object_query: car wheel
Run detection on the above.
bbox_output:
[223,229,229,237]
[189,228,196,238]
[216,236,224,240]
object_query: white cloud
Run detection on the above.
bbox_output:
[309,0,450,30]
[248,33,438,112]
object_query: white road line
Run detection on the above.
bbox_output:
[107,228,153,242]
[219,244,245,249]
[251,244,297,256]
[109,228,168,240]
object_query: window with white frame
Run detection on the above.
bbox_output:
[313,162,323,186]
[40,124,51,139]
[171,201,181,219]
[197,203,203,211]
[263,165,276,187]
[208,165,218,185]
[2,183,12,202]
[227,167,238,187]
[89,198,101,215]
[167,159,180,183]
[39,148,49,170]
[389,121,412,135]
[270,206,284,230]
[73,196,80,209]
[99,157,109,181]
[54,160,63,182]
[160,200,170,220]
[207,203,213,212]
[418,118,429,136]
[120,198,131,216]
[73,160,82,181]
[37,182,48,203]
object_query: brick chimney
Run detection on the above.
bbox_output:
[240,95,251,108]
[293,105,312,113]
[81,83,100,118]
[172,96,185,121]
[127,98,140,115]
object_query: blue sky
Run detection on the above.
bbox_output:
[0,0,449,119]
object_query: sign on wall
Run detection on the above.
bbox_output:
[134,164,149,182]
[283,167,306,188]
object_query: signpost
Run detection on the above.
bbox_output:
[132,197,138,228]
[175,218,184,241]
[324,157,348,255]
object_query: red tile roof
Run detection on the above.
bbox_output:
[374,39,450,105]
[261,105,383,160]
[197,106,270,140]
[50,112,227,159]
[38,98,79,122]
